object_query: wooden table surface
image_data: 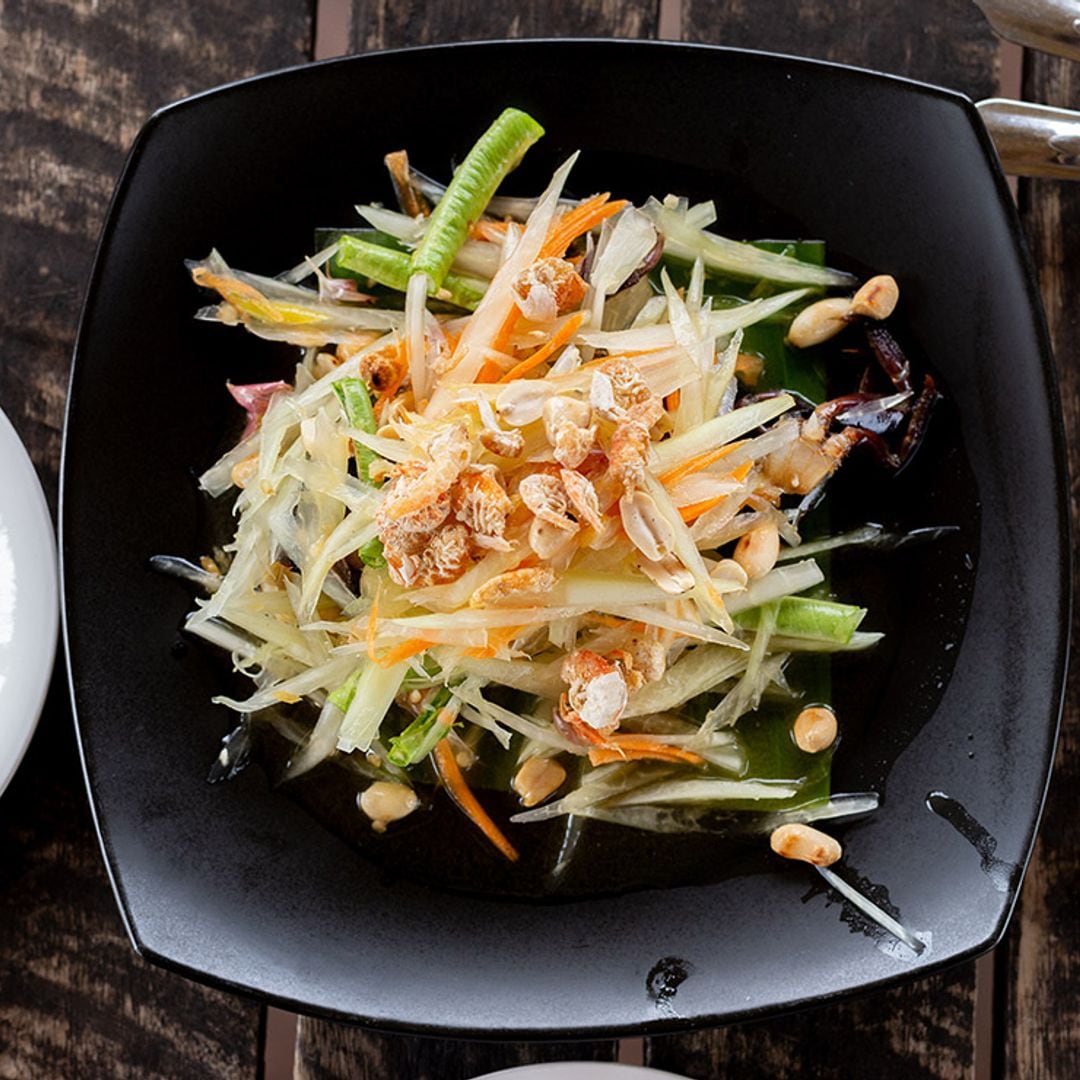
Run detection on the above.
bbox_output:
[1,2,1077,1077]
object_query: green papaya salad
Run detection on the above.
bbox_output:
[160,108,939,950]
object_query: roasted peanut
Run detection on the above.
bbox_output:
[733,521,780,580]
[793,705,838,753]
[637,553,694,595]
[359,781,420,833]
[709,557,749,593]
[620,489,676,562]
[769,823,842,866]
[786,297,853,348]
[735,352,765,386]
[199,555,222,577]
[851,274,899,320]
[230,453,259,490]
[528,516,579,561]
[513,756,567,808]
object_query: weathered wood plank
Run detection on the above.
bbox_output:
[0,689,262,1080]
[999,48,1080,1080]
[647,2,1005,1074]
[0,0,311,502]
[294,1029,615,1080]
[0,2,310,1077]
[682,0,1002,102]
[295,2,657,1073]
[648,966,979,1079]
[346,0,657,51]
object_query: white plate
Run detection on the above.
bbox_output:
[0,406,58,795]
[473,1065,689,1080]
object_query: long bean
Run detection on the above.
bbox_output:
[410,107,544,289]
[332,377,380,484]
[336,235,486,311]
[734,596,866,644]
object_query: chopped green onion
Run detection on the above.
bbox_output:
[336,236,486,310]
[410,107,544,289]
[358,536,387,568]
[735,596,867,645]
[328,668,363,712]
[387,686,456,767]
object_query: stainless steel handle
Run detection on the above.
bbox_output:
[978,98,1080,178]
[972,0,1080,61]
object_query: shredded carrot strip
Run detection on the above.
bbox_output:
[540,194,629,259]
[678,494,729,524]
[606,734,704,756]
[498,312,586,383]
[588,734,705,767]
[475,358,505,384]
[664,389,681,411]
[676,463,754,522]
[587,746,697,766]
[491,303,521,355]
[433,741,519,861]
[658,441,748,488]
[374,638,433,667]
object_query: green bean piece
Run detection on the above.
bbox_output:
[734,596,866,645]
[335,235,486,311]
[332,377,380,484]
[410,107,544,289]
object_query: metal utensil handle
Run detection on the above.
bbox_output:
[972,0,1080,61]
[978,98,1080,179]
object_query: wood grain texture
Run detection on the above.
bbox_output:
[0,0,311,503]
[0,682,262,1080]
[346,0,657,51]
[0,2,310,1077]
[1000,48,1080,1080]
[682,0,1002,102]
[294,1029,616,1080]
[645,2,1008,1074]
[648,967,978,1079]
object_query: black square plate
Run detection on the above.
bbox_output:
[61,40,1069,1035]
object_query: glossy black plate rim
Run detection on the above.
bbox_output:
[59,38,1071,1038]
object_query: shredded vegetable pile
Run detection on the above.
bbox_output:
[161,108,939,949]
